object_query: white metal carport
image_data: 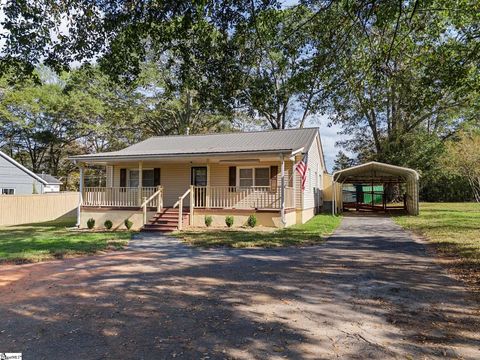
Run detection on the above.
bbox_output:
[332,161,420,215]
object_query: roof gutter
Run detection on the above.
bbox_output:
[69,149,296,163]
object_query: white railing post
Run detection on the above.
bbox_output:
[206,185,210,208]
[76,164,84,227]
[157,186,162,212]
[189,185,194,226]
[178,197,183,230]
[280,154,286,226]
[142,196,147,225]
[138,162,143,206]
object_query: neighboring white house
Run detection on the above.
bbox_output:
[36,173,63,193]
[0,151,62,195]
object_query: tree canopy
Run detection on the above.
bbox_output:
[0,0,478,199]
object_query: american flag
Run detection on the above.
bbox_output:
[295,153,308,190]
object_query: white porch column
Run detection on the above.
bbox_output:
[206,161,211,208]
[280,153,286,226]
[138,161,143,206]
[76,164,84,227]
[332,176,336,216]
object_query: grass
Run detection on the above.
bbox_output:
[393,202,480,289]
[0,217,132,263]
[175,214,342,248]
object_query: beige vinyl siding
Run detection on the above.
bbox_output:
[208,162,291,188]
[302,134,323,211]
[112,163,190,207]
[293,157,302,209]
[108,160,293,208]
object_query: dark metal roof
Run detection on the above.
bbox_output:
[70,128,319,161]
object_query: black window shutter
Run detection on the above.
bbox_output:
[154,168,161,186]
[229,166,236,189]
[120,168,127,187]
[270,165,278,192]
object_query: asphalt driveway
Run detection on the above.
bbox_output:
[0,215,479,359]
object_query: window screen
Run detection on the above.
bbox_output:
[239,168,253,187]
[255,168,270,187]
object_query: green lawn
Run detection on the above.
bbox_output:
[393,202,480,287]
[0,217,131,263]
[176,214,342,248]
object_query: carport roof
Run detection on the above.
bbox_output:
[332,161,419,184]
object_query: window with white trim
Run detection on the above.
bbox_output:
[238,167,270,188]
[128,169,155,187]
[1,188,15,195]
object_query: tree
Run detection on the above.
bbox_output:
[332,150,356,171]
[0,65,146,185]
[232,5,332,129]
[443,131,480,202]
[63,66,146,152]
[0,0,272,78]
[0,74,100,174]
[328,0,478,161]
[133,59,236,136]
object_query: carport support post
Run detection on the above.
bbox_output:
[280,153,286,226]
[76,163,84,227]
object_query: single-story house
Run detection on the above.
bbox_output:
[70,128,328,231]
[0,151,62,195]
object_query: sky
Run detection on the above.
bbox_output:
[309,115,350,173]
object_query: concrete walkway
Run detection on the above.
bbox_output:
[0,216,478,359]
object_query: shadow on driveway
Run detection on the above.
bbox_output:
[0,216,478,359]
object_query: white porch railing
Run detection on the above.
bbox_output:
[82,185,294,210]
[82,187,161,207]
[192,186,295,209]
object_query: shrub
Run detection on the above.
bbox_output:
[225,215,234,228]
[247,214,257,228]
[205,216,213,227]
[87,218,95,229]
[124,219,133,230]
[104,220,113,230]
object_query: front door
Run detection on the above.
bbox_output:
[191,167,207,207]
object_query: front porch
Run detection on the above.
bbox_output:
[81,185,295,230]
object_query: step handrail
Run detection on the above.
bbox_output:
[172,188,191,209]
[141,186,163,225]
[172,186,193,230]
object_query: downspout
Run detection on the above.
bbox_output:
[280,153,286,226]
[76,162,84,227]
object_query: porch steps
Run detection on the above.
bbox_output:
[141,208,189,233]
